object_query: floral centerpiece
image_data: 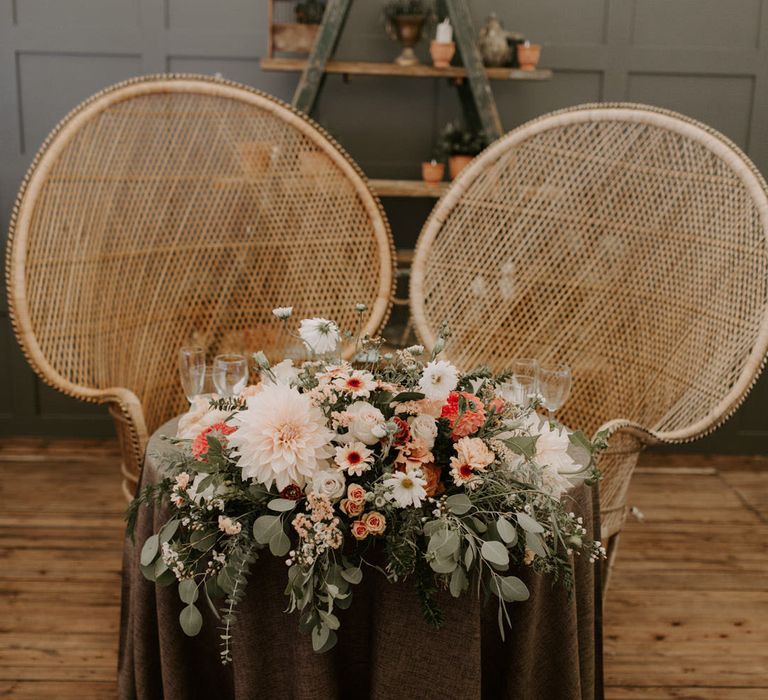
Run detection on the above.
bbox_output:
[129,308,606,662]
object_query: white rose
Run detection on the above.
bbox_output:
[346,401,386,445]
[309,469,346,501]
[176,397,228,439]
[408,414,438,450]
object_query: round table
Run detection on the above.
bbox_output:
[119,418,603,700]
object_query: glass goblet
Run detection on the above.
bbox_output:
[539,364,572,421]
[213,353,249,397]
[179,346,206,403]
[511,357,540,406]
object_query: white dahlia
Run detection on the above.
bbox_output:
[228,384,334,490]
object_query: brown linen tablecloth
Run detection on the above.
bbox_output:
[119,418,603,700]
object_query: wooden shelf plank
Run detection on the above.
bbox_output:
[261,57,553,81]
[369,179,449,198]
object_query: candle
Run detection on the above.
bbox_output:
[435,19,453,43]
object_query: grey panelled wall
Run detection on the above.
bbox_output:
[1,0,767,451]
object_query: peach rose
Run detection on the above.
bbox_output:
[421,463,445,497]
[340,498,364,517]
[394,438,434,472]
[487,396,506,414]
[362,511,386,535]
[351,520,369,540]
[347,484,367,505]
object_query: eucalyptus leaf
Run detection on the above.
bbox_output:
[335,594,353,610]
[445,493,473,515]
[503,435,538,459]
[268,498,298,512]
[190,529,217,552]
[515,512,545,534]
[464,542,475,569]
[317,629,338,653]
[139,562,157,582]
[428,529,460,559]
[253,515,281,544]
[496,517,518,545]
[179,579,198,605]
[326,584,340,598]
[568,430,593,453]
[481,540,510,568]
[525,531,548,557]
[467,516,487,534]
[449,566,468,597]
[154,557,168,578]
[269,528,291,557]
[311,623,330,651]
[140,534,159,567]
[218,566,235,595]
[159,518,180,544]
[156,569,177,587]
[319,611,340,630]
[179,603,203,636]
[341,567,363,585]
[423,519,446,537]
[429,556,458,574]
[495,575,530,602]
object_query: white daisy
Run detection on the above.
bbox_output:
[418,360,459,401]
[299,317,340,354]
[334,441,374,476]
[332,369,377,398]
[384,468,428,508]
[272,306,293,320]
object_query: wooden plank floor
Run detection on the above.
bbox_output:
[0,443,766,699]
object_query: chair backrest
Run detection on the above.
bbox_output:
[7,74,395,436]
[411,104,768,441]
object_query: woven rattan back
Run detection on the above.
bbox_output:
[411,104,768,445]
[7,75,394,489]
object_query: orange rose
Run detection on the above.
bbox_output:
[487,396,506,414]
[362,511,386,535]
[347,484,367,505]
[421,463,445,497]
[340,498,364,517]
[351,520,369,540]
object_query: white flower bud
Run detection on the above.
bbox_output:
[272,306,293,320]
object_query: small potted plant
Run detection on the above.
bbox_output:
[421,157,445,184]
[439,121,485,179]
[384,0,430,66]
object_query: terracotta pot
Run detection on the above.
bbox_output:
[517,43,542,71]
[449,154,474,180]
[421,160,445,183]
[429,41,455,69]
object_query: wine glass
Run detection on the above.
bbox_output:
[539,364,572,421]
[213,353,249,397]
[179,346,206,402]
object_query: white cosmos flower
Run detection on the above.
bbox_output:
[299,317,340,354]
[334,441,374,476]
[308,469,346,501]
[418,360,459,401]
[384,468,428,508]
[345,401,386,445]
[228,383,334,490]
[332,369,377,398]
[272,306,293,320]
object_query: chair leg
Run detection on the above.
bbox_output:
[602,532,621,598]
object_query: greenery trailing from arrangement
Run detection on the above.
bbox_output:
[129,308,605,662]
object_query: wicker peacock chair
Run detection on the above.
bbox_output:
[410,103,768,588]
[6,74,395,501]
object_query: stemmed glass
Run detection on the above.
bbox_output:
[501,358,540,407]
[213,353,249,397]
[539,364,572,421]
[178,346,206,403]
